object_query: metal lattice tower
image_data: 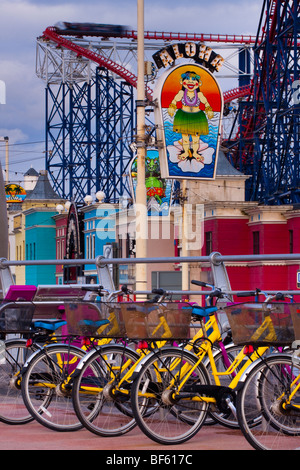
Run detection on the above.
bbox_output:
[226,0,300,204]
[45,68,134,202]
[95,68,134,202]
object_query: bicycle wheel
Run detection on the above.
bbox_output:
[72,343,140,436]
[130,346,210,445]
[21,343,86,432]
[236,353,300,450]
[205,344,244,429]
[0,339,36,424]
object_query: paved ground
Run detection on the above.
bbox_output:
[0,420,253,451]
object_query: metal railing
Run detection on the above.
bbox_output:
[1,252,300,297]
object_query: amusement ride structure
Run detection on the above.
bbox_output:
[35,0,299,205]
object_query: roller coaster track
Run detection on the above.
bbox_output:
[43,27,154,100]
[42,26,252,103]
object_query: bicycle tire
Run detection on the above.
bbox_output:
[21,343,86,432]
[0,339,36,424]
[72,343,140,436]
[130,346,210,445]
[236,353,300,450]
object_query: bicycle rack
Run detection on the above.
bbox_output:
[209,252,233,302]
[95,255,116,296]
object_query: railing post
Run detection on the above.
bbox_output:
[0,258,14,297]
[95,256,116,295]
[209,252,233,301]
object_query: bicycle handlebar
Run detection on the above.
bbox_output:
[191,280,208,288]
[237,289,289,303]
[121,284,134,295]
[236,290,260,297]
[152,288,165,296]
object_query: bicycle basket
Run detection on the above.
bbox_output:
[289,304,300,340]
[224,302,295,346]
[121,302,192,340]
[64,301,126,338]
[0,304,35,333]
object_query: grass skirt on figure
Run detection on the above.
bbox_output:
[173,109,209,136]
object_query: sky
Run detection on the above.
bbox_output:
[0,0,263,183]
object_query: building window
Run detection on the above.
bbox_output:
[92,234,95,258]
[86,235,90,258]
[289,230,294,253]
[253,231,260,254]
[205,231,213,255]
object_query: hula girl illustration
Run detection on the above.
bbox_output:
[167,70,214,162]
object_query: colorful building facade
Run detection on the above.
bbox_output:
[6,162,300,298]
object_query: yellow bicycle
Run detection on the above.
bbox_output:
[70,289,180,437]
[235,301,300,450]
[19,285,134,432]
[129,287,294,445]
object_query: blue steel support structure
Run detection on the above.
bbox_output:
[96,68,134,203]
[45,67,134,203]
[226,0,300,204]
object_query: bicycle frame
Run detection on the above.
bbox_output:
[133,309,272,409]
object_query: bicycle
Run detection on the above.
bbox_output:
[129,287,292,445]
[0,282,73,426]
[19,284,133,432]
[71,288,186,437]
[0,318,66,425]
[233,298,300,450]
[71,282,251,438]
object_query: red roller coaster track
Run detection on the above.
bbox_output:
[42,26,252,103]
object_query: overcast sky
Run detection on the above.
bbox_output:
[0,0,263,181]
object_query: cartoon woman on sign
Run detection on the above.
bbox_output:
[168,70,214,162]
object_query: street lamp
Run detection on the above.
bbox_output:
[96,190,105,203]
[0,136,9,184]
[84,194,93,205]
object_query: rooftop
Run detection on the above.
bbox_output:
[25,170,61,201]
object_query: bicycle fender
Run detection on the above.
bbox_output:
[21,342,84,373]
[4,338,27,347]
[237,352,293,385]
[72,343,139,374]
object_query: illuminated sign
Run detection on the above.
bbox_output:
[154,63,223,180]
[5,184,26,203]
[153,42,224,73]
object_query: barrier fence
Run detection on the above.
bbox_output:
[1,251,300,296]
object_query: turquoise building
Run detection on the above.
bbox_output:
[81,202,118,283]
[24,208,58,284]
